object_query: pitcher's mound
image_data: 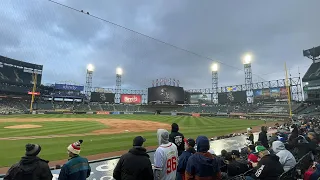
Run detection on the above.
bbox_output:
[4,124,42,129]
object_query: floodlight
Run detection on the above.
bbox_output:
[211,63,218,72]
[87,64,94,72]
[306,82,309,85]
[116,67,123,75]
[243,54,252,64]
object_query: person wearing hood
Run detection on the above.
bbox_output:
[271,141,296,172]
[4,143,52,180]
[177,138,196,180]
[246,146,284,180]
[169,123,185,156]
[58,140,91,180]
[185,136,221,180]
[113,136,153,180]
[258,126,269,149]
[154,129,178,180]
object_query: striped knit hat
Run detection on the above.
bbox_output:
[67,140,83,155]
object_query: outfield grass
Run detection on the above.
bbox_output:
[0,114,264,167]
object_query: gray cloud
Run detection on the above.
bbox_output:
[0,0,319,90]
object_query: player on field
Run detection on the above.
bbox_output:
[154,129,178,180]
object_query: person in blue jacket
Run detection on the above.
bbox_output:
[58,140,91,180]
[177,138,196,180]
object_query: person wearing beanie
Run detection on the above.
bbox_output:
[177,138,196,180]
[4,144,52,180]
[58,140,91,180]
[185,136,221,180]
[154,129,178,180]
[113,136,153,180]
[169,123,185,156]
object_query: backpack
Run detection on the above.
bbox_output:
[7,163,36,180]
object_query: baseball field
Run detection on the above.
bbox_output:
[0,114,264,168]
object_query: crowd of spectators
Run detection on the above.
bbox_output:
[2,115,320,180]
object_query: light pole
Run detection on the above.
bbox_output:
[243,54,253,103]
[211,63,218,104]
[115,67,123,104]
[85,64,94,101]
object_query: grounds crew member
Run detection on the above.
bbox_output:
[113,136,153,180]
[4,143,52,180]
[58,140,91,180]
[169,123,185,156]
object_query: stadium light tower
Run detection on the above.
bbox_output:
[115,67,123,104]
[243,53,253,103]
[85,64,94,101]
[211,63,219,104]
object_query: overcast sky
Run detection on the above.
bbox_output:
[0,0,319,90]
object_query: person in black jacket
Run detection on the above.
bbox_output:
[169,123,185,156]
[4,144,52,180]
[258,126,269,149]
[227,150,250,178]
[113,136,153,180]
[247,146,284,180]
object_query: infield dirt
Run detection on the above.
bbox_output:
[0,118,171,140]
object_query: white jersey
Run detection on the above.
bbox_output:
[154,142,178,180]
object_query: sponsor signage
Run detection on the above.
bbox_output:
[171,112,177,116]
[304,86,320,91]
[96,111,110,115]
[28,91,40,95]
[192,113,200,117]
[124,112,133,115]
[54,84,84,91]
[120,94,142,104]
[112,111,120,115]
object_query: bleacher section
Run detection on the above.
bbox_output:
[254,103,300,114]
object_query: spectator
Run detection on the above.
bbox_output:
[288,124,299,145]
[247,145,258,167]
[113,136,153,180]
[247,127,254,145]
[154,129,178,180]
[307,132,319,155]
[247,146,284,180]
[271,141,296,172]
[4,144,52,180]
[227,150,250,177]
[58,140,91,180]
[258,126,269,149]
[185,136,221,180]
[177,138,196,180]
[310,162,320,180]
[268,132,278,147]
[169,123,185,156]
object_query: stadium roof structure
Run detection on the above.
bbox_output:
[303,46,320,62]
[302,62,320,82]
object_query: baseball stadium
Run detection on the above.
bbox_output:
[1,1,320,180]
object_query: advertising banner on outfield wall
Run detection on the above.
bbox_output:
[96,111,110,115]
[171,112,177,116]
[112,112,120,115]
[120,94,142,104]
[192,113,200,117]
[124,112,133,115]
